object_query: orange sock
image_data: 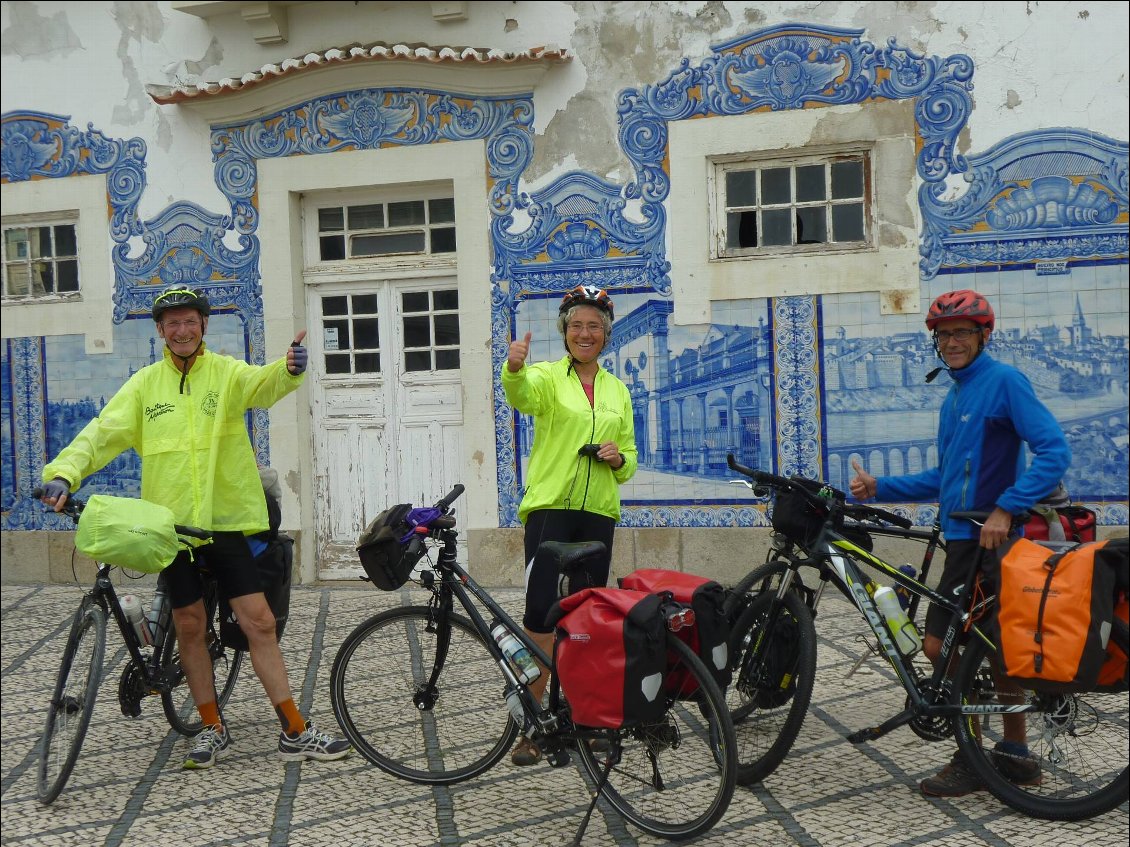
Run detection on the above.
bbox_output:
[274,699,306,735]
[198,701,222,730]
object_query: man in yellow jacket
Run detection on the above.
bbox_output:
[41,286,350,770]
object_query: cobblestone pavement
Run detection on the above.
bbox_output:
[2,580,1126,847]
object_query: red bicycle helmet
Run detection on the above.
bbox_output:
[152,286,210,321]
[925,289,994,331]
[559,285,614,322]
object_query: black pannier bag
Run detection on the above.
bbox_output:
[771,481,873,552]
[219,468,293,651]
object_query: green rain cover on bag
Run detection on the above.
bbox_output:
[75,495,181,573]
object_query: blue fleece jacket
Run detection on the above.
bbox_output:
[874,352,1070,541]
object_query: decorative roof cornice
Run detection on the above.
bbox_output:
[146,42,571,105]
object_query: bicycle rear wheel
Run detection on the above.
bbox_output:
[576,634,737,841]
[952,635,1129,820]
[159,617,244,736]
[37,600,106,804]
[726,587,817,785]
[330,605,517,785]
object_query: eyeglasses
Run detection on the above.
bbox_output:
[567,322,605,334]
[162,318,202,331]
[934,328,983,342]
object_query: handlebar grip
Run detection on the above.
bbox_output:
[435,483,465,512]
[726,454,792,489]
[174,524,212,540]
[860,504,912,529]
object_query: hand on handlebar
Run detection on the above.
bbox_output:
[41,478,70,513]
[849,459,876,501]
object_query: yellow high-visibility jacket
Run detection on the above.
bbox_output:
[502,355,637,524]
[43,343,303,534]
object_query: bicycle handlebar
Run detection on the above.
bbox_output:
[725,454,913,530]
[433,483,465,513]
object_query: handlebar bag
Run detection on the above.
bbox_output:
[619,569,731,693]
[547,587,667,729]
[994,537,1115,692]
[75,495,180,573]
[356,504,416,590]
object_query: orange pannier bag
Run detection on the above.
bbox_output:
[994,537,1115,693]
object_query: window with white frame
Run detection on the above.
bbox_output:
[2,218,80,299]
[401,288,460,372]
[713,151,871,258]
[315,196,456,262]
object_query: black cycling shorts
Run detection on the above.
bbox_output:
[522,509,616,633]
[163,531,264,610]
[924,538,994,640]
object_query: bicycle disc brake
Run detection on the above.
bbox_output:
[907,672,952,743]
[117,658,150,718]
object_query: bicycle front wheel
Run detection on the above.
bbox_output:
[952,635,1129,820]
[37,600,106,804]
[727,587,817,785]
[330,605,517,785]
[576,634,737,841]
[159,619,244,736]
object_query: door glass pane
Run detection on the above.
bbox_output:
[404,350,431,372]
[832,161,864,199]
[429,198,455,223]
[431,228,457,253]
[354,317,380,349]
[436,349,460,370]
[433,313,459,346]
[402,291,429,312]
[433,289,458,310]
[355,352,381,373]
[795,165,826,202]
[323,319,350,349]
[318,207,344,231]
[347,204,384,230]
[832,203,865,241]
[352,293,379,314]
[761,168,791,204]
[351,232,425,256]
[761,209,792,245]
[319,235,345,261]
[325,353,351,374]
[403,315,430,347]
[388,201,426,227]
[322,295,348,316]
[796,207,827,244]
[725,170,757,207]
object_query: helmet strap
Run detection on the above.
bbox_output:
[169,340,203,394]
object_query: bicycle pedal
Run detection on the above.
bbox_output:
[545,749,572,768]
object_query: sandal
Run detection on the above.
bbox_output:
[510,737,542,767]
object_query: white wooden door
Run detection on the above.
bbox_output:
[308,281,464,579]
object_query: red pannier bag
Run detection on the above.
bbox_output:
[1023,505,1096,543]
[546,587,668,729]
[619,569,732,692]
[994,537,1116,692]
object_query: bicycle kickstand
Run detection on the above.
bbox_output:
[846,708,913,744]
[845,634,882,678]
[568,750,617,847]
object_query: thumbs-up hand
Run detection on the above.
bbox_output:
[288,330,308,375]
[507,331,532,373]
[849,458,877,501]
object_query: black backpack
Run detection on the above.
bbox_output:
[219,469,294,651]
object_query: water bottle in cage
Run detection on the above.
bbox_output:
[490,621,541,684]
[894,564,917,610]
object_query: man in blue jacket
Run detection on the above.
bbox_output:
[850,289,1070,797]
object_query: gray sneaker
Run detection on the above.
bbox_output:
[277,720,352,762]
[183,724,232,770]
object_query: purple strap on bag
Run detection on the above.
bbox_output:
[399,507,443,543]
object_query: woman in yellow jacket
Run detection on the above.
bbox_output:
[42,286,350,770]
[501,284,637,765]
